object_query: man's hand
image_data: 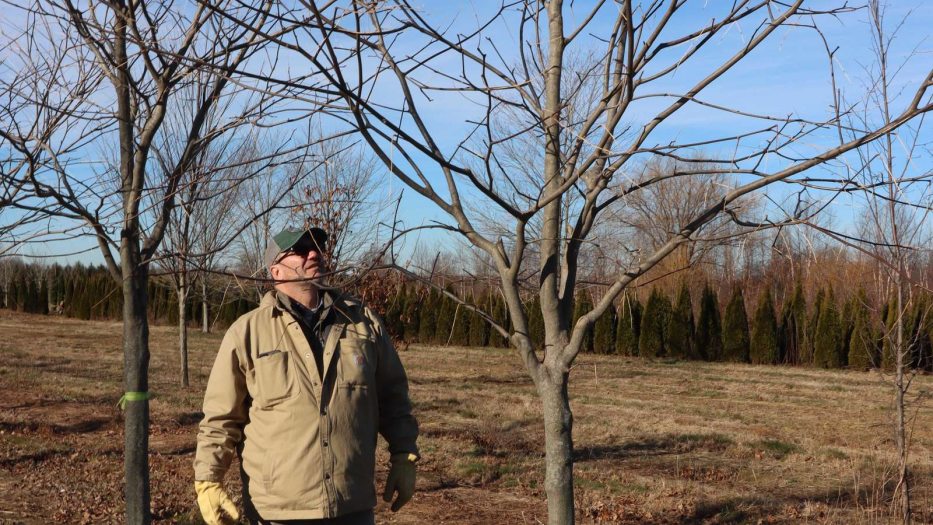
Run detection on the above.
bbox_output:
[194,481,240,525]
[382,453,418,512]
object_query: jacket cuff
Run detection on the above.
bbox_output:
[193,467,227,483]
[390,452,420,463]
[388,438,419,459]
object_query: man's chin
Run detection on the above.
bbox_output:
[301,272,322,285]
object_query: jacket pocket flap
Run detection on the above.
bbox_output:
[254,350,297,406]
[337,338,374,386]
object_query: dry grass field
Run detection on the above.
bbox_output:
[0,309,931,524]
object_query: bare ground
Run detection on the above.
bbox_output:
[0,310,931,524]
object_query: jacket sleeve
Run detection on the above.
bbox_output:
[194,326,250,482]
[370,308,419,457]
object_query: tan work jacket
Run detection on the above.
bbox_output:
[194,291,419,520]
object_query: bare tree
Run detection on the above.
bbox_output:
[231,148,297,299]
[187,158,243,335]
[156,80,251,387]
[0,2,288,521]
[292,133,384,273]
[0,256,26,308]
[604,158,752,291]
[819,3,933,521]
[235,2,933,523]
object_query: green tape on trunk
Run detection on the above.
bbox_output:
[118,391,150,410]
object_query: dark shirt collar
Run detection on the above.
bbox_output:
[274,290,333,329]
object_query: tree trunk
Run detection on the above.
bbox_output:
[893,286,911,523]
[201,277,209,333]
[895,373,910,523]
[123,265,151,525]
[178,272,189,388]
[539,367,574,525]
[876,1,912,518]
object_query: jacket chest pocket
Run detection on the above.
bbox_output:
[254,350,299,407]
[337,338,375,387]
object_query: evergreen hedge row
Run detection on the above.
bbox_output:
[0,263,255,328]
[4,262,932,372]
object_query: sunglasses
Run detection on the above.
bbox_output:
[276,239,326,263]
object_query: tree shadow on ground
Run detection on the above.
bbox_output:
[415,397,462,412]
[421,416,542,458]
[0,392,123,410]
[680,481,897,525]
[0,448,74,468]
[0,417,111,435]
[410,373,533,387]
[574,432,733,462]
[0,355,113,383]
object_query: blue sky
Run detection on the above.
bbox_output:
[352,0,933,259]
[3,1,931,266]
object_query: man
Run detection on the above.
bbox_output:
[194,227,419,525]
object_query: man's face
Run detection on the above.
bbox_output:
[270,237,326,290]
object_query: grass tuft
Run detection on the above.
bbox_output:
[752,439,802,459]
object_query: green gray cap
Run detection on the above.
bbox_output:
[264,227,328,269]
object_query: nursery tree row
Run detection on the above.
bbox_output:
[0,261,254,328]
[5,260,932,372]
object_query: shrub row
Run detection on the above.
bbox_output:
[4,262,931,371]
[0,263,253,328]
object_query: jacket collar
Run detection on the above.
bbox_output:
[263,289,340,323]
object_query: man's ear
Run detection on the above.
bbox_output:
[269,265,280,281]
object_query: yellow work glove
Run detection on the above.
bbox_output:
[194,481,240,525]
[382,452,418,512]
